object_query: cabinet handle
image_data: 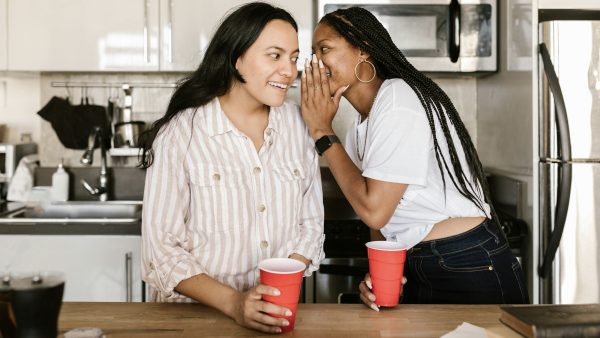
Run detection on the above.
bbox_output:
[167,0,173,63]
[143,0,150,63]
[125,251,133,302]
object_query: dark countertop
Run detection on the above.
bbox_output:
[0,221,140,235]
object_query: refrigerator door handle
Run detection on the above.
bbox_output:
[538,43,573,279]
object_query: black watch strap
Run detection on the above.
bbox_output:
[315,135,341,156]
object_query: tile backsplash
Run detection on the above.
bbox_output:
[39,73,187,167]
[37,73,477,168]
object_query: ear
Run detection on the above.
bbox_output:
[358,49,371,60]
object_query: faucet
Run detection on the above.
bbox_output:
[80,126,110,201]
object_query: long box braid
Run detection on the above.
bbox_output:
[322,7,502,232]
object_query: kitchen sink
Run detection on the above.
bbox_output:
[0,201,142,224]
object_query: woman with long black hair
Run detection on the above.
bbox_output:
[301,7,529,309]
[138,3,324,333]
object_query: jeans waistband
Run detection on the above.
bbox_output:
[408,219,502,257]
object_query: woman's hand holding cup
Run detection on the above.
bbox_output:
[232,284,291,334]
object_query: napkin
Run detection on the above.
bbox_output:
[440,322,501,338]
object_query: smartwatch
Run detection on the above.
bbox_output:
[315,134,341,156]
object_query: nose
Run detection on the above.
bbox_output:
[279,60,294,79]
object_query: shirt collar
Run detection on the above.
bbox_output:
[204,97,284,138]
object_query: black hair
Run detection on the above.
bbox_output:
[322,7,500,227]
[138,2,298,168]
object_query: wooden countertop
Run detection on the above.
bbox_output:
[58,302,521,337]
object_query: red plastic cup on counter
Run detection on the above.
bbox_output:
[366,241,407,307]
[259,258,305,333]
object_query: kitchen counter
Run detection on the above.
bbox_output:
[58,302,521,337]
[0,221,140,235]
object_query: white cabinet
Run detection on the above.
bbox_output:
[6,0,314,72]
[8,0,160,71]
[159,0,314,71]
[0,235,143,302]
[158,0,237,71]
[0,0,7,70]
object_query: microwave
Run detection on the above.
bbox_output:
[0,143,38,183]
[318,0,497,73]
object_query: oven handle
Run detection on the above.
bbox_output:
[448,0,461,63]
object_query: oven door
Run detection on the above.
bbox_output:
[313,257,369,303]
[318,0,496,73]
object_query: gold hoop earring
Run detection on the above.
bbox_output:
[354,58,376,83]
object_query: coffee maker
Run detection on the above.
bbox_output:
[0,143,37,200]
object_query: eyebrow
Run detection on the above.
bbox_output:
[314,39,331,45]
[266,46,300,54]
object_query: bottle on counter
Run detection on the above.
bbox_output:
[51,160,69,201]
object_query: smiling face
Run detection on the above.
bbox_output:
[312,22,363,93]
[234,19,299,107]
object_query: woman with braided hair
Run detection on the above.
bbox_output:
[301,7,529,309]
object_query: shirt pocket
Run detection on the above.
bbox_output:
[188,165,252,234]
[271,161,306,225]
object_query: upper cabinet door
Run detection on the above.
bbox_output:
[159,0,314,72]
[0,0,7,70]
[159,0,244,71]
[8,0,160,71]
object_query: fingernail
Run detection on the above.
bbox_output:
[275,328,282,333]
[343,84,350,92]
[370,303,380,312]
[402,277,407,284]
[366,280,372,289]
[305,58,310,68]
[285,310,293,316]
[302,70,306,78]
[282,320,290,326]
[319,59,324,68]
[312,54,317,63]
[273,289,280,296]
[368,294,375,302]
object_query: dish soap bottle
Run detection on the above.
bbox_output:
[51,160,69,201]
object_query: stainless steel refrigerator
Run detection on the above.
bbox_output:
[535,7,600,304]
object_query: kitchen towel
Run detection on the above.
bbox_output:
[6,154,39,202]
[37,96,111,149]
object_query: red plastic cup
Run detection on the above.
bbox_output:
[259,258,305,333]
[366,241,407,307]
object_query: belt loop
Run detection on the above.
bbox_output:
[430,241,443,262]
[483,218,500,244]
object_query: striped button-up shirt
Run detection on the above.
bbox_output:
[141,98,325,302]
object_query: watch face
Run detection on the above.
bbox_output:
[316,135,339,156]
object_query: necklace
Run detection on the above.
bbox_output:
[356,93,378,161]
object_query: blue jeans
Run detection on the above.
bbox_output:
[402,219,530,304]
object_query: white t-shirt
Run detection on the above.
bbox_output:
[345,79,491,249]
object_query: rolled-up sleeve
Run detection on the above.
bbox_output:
[141,125,206,300]
[290,143,325,276]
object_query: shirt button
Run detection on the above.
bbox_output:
[149,262,155,270]
[260,240,269,249]
[257,204,266,212]
[212,173,221,182]
[266,128,273,136]
[268,140,273,146]
[293,169,300,177]
[253,167,262,175]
